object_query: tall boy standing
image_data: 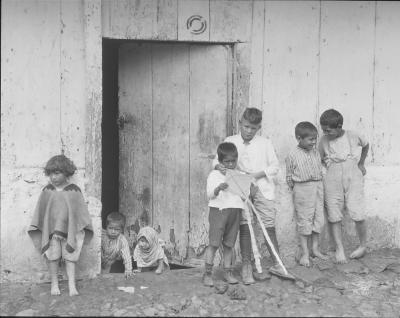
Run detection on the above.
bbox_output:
[318,109,369,264]
[213,108,286,284]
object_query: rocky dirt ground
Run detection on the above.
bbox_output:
[1,248,400,317]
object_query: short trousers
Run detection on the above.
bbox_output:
[323,160,365,223]
[239,187,276,228]
[293,180,324,235]
[44,230,85,262]
[208,207,241,248]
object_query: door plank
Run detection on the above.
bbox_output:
[152,44,190,260]
[188,45,229,260]
[119,43,153,233]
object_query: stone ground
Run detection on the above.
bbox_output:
[1,248,400,317]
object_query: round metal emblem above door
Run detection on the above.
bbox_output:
[186,15,207,34]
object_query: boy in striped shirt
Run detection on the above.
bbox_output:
[286,122,328,267]
[101,212,134,278]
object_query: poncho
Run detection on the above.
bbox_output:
[28,184,93,254]
[133,226,169,268]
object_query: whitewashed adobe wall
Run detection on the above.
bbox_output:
[247,1,400,258]
[1,0,102,282]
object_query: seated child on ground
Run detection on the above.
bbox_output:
[101,212,133,278]
[285,122,328,267]
[203,142,244,287]
[133,226,169,274]
[28,154,93,296]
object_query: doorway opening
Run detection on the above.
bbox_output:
[101,38,120,229]
[102,38,235,268]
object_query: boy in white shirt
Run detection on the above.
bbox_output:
[203,142,244,287]
[213,108,286,284]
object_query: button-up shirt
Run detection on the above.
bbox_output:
[207,170,245,209]
[213,134,279,200]
[285,146,323,184]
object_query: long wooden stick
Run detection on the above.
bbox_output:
[246,200,289,275]
[243,202,262,273]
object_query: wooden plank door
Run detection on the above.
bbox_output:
[119,42,231,262]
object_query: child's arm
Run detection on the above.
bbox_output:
[207,172,227,199]
[258,140,279,181]
[285,156,294,189]
[358,143,369,175]
[119,235,134,278]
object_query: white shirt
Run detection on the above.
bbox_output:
[207,170,245,209]
[213,134,279,200]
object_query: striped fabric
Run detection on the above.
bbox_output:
[101,229,132,273]
[285,146,323,184]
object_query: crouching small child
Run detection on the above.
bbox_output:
[28,155,93,296]
[101,212,134,278]
[285,122,328,267]
[133,226,169,274]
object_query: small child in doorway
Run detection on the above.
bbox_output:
[203,142,244,287]
[213,107,286,284]
[101,212,134,278]
[286,122,328,267]
[133,226,169,274]
[318,109,369,264]
[28,155,93,296]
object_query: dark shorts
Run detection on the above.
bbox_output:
[208,207,241,248]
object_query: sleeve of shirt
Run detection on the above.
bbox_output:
[119,235,132,273]
[264,140,279,181]
[355,131,369,147]
[285,155,294,184]
[206,171,219,200]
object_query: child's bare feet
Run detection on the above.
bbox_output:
[350,246,367,259]
[69,287,79,296]
[50,284,61,296]
[299,254,310,267]
[334,248,347,264]
[312,249,329,260]
[155,260,164,274]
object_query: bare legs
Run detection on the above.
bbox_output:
[48,260,79,296]
[350,220,367,259]
[299,235,310,267]
[331,221,347,264]
[48,260,60,296]
[155,259,164,274]
[330,220,367,263]
[298,232,328,267]
[66,260,79,296]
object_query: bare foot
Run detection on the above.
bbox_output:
[155,261,164,275]
[334,248,347,264]
[312,249,329,260]
[350,246,367,259]
[69,287,80,296]
[299,254,310,267]
[50,285,61,296]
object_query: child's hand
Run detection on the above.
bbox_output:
[215,164,227,175]
[286,179,294,190]
[358,163,367,176]
[214,183,228,196]
[125,270,135,279]
[250,183,258,198]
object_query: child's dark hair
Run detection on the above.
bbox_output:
[242,107,262,125]
[106,212,126,228]
[217,142,238,162]
[44,155,77,177]
[320,109,343,128]
[295,122,318,139]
